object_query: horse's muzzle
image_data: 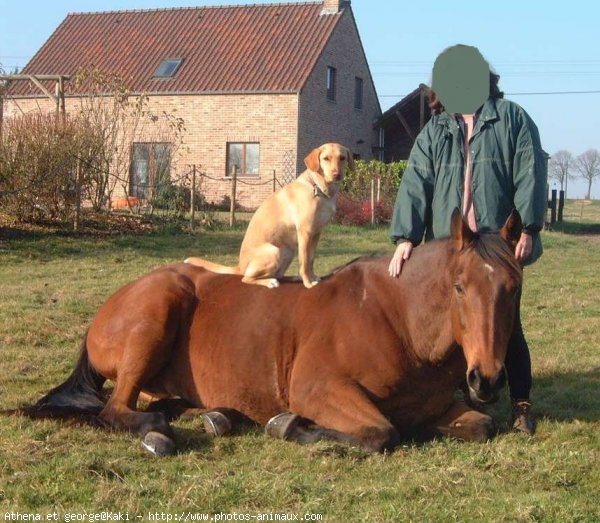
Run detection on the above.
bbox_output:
[467,367,506,404]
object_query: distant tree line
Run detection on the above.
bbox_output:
[549,149,600,200]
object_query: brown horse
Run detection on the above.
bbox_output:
[29,210,523,456]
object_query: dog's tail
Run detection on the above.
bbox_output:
[21,331,107,420]
[184,257,242,275]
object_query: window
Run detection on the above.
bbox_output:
[130,143,171,199]
[326,66,337,101]
[227,143,260,177]
[354,77,363,110]
[153,58,183,78]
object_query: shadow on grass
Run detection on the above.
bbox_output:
[532,369,600,422]
[548,220,600,236]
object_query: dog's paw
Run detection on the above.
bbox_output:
[303,279,320,289]
[266,278,280,289]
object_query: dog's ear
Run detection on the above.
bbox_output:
[304,147,322,173]
[345,147,355,171]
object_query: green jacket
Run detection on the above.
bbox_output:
[390,97,548,264]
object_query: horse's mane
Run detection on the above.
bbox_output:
[469,232,523,283]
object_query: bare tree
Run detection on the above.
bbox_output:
[549,150,573,193]
[69,68,186,211]
[575,149,600,200]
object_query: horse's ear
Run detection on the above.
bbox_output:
[304,147,322,173]
[450,208,474,250]
[500,209,523,250]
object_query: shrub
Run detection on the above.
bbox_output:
[335,196,393,226]
[335,159,404,225]
[0,113,100,222]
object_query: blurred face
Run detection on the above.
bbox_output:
[432,44,490,115]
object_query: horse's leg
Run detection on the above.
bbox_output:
[285,380,399,452]
[96,331,179,455]
[146,400,251,436]
[424,400,497,442]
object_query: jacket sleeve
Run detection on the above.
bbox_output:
[389,129,435,245]
[512,109,548,233]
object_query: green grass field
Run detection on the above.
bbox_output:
[0,200,599,522]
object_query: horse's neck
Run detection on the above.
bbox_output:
[394,241,457,364]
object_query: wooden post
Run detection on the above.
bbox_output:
[58,76,66,121]
[74,158,82,232]
[230,165,237,227]
[550,189,557,225]
[376,174,381,202]
[370,177,375,225]
[558,190,565,222]
[190,164,196,232]
[273,170,277,193]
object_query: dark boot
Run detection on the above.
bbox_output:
[511,399,536,436]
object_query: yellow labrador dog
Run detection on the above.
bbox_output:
[185,143,352,288]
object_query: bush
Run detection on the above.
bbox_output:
[335,196,392,226]
[335,159,404,225]
[0,113,100,223]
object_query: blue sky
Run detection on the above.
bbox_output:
[1,0,599,197]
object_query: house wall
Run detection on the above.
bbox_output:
[3,93,299,209]
[297,7,380,172]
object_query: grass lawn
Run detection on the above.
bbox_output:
[0,200,598,522]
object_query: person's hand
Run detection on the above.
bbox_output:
[515,232,532,262]
[389,241,413,277]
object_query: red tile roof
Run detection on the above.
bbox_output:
[9,2,344,96]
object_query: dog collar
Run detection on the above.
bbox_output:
[307,174,331,199]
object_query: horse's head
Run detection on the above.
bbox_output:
[449,209,523,404]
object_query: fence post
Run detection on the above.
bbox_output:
[190,164,196,232]
[74,158,82,232]
[370,177,375,225]
[558,190,565,222]
[550,189,557,225]
[273,170,277,193]
[230,165,237,227]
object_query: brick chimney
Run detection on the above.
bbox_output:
[321,0,350,15]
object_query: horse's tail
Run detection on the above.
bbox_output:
[184,256,242,275]
[25,331,107,419]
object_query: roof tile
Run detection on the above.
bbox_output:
[9,2,344,96]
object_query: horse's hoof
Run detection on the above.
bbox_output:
[142,431,176,457]
[265,412,301,440]
[202,411,232,436]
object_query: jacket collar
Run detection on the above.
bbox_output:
[437,97,500,136]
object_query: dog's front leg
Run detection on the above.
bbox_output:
[297,229,319,288]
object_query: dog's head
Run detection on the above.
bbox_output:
[304,143,353,184]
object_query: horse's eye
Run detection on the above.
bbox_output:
[324,157,331,161]
[454,283,465,296]
[340,156,346,161]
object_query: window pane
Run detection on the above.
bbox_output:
[153,58,183,78]
[245,144,260,176]
[228,143,243,176]
[154,143,171,186]
[355,77,363,109]
[131,144,150,198]
[327,67,336,101]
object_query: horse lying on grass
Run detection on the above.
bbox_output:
[26,210,523,456]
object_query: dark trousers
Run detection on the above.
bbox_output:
[504,286,532,400]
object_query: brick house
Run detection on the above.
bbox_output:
[2,0,380,208]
